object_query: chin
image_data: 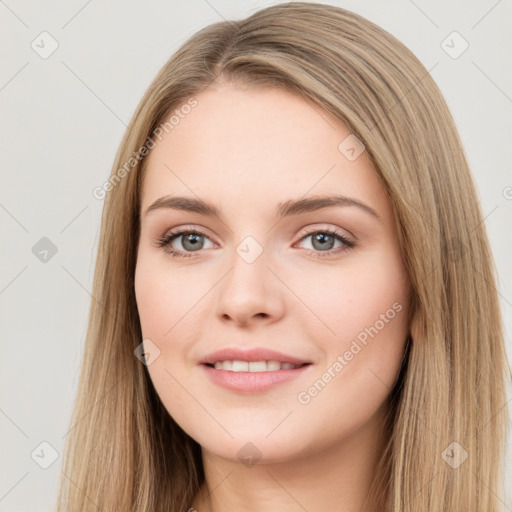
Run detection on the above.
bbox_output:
[190,423,316,464]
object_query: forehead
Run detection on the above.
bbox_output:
[140,84,388,219]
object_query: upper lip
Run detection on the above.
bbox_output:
[200,347,312,366]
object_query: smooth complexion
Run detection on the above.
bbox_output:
[134,81,411,512]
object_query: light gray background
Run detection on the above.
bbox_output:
[1,1,511,511]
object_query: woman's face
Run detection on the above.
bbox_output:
[135,82,410,463]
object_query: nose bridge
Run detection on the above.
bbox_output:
[226,233,270,297]
[215,233,283,324]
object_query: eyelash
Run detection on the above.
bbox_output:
[155,226,355,259]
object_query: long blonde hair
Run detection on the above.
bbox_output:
[56,3,510,511]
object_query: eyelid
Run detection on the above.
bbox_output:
[295,223,355,242]
[161,224,217,241]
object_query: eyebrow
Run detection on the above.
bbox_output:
[144,194,380,221]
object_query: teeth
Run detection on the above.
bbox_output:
[249,361,267,372]
[232,360,248,372]
[212,360,301,372]
[267,360,281,371]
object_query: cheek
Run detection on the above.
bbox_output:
[135,261,165,338]
[134,254,210,393]
[293,244,409,348]
[134,257,203,425]
[295,246,409,392]
[299,248,409,415]
[134,252,202,339]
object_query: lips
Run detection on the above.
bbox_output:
[199,347,313,391]
[201,360,312,392]
[199,347,312,366]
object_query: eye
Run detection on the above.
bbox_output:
[155,226,355,259]
[155,226,215,258]
[295,228,355,258]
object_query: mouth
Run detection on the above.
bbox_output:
[200,360,313,393]
[199,347,313,391]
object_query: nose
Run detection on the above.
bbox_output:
[215,245,285,327]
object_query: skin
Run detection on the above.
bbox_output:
[134,81,411,512]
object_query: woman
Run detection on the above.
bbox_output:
[57,3,510,511]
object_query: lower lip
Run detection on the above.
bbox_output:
[201,363,312,392]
